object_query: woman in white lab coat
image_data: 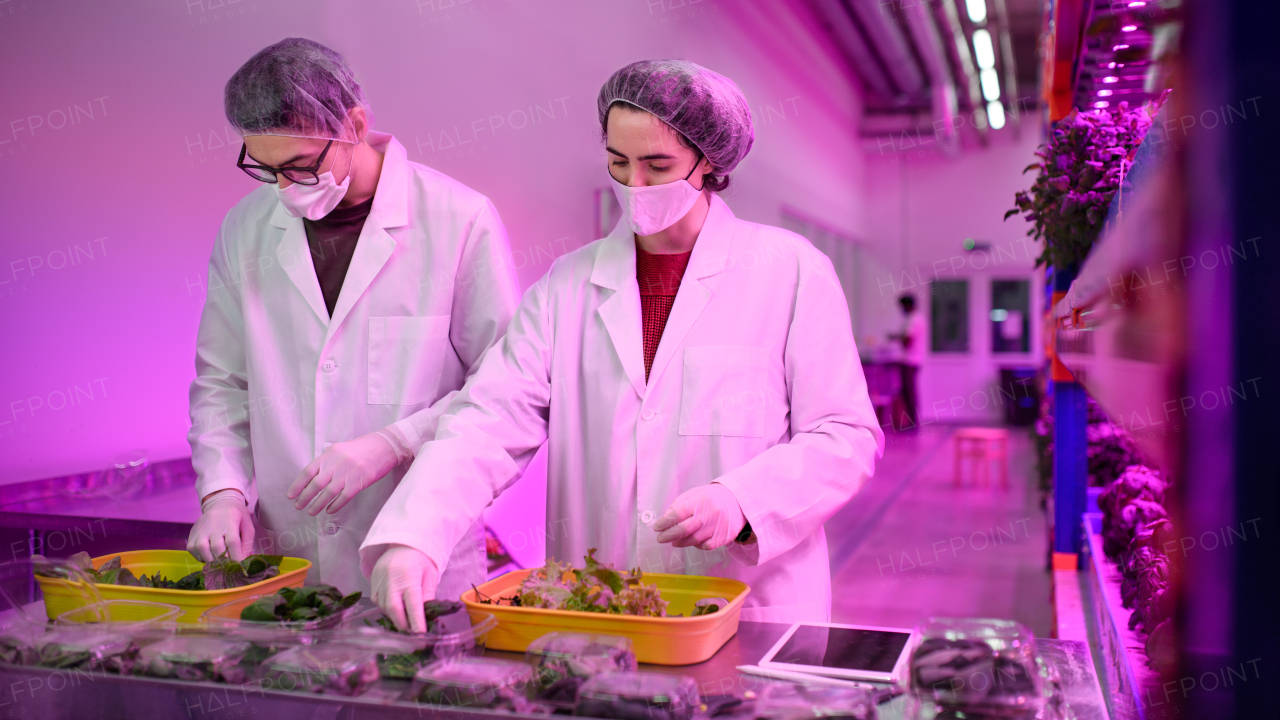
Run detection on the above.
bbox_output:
[362,60,883,631]
[186,39,521,597]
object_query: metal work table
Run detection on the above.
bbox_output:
[0,622,1107,720]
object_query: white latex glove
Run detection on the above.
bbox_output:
[287,432,400,516]
[371,544,440,633]
[652,483,747,551]
[187,491,255,562]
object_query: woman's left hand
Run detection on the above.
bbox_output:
[653,484,746,551]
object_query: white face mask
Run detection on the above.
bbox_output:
[274,146,355,221]
[609,161,704,236]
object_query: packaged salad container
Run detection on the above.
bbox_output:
[574,670,701,720]
[134,635,253,684]
[33,626,137,671]
[526,633,638,705]
[56,599,181,628]
[462,569,749,665]
[410,657,535,709]
[260,644,380,696]
[337,601,497,679]
[202,585,364,635]
[905,618,1044,720]
[755,684,878,720]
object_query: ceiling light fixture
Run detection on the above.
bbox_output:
[965,0,987,24]
[1097,89,1113,96]
[1121,24,1138,31]
[972,29,996,69]
[1113,44,1130,51]
[1094,101,1111,108]
[1103,76,1119,83]
[987,101,1006,129]
[980,68,1001,101]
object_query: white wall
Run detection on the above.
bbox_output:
[858,127,1048,422]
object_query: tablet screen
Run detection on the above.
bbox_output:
[769,625,911,674]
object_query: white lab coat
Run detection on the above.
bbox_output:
[189,133,520,596]
[362,196,884,622]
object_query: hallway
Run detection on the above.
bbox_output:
[824,425,1053,636]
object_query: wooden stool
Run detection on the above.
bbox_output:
[953,427,1010,489]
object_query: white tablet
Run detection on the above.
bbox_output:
[758,622,914,683]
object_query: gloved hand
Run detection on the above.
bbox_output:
[187,491,255,562]
[371,544,440,633]
[287,431,400,516]
[653,483,747,551]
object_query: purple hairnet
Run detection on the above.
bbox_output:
[598,60,754,175]
[225,38,373,143]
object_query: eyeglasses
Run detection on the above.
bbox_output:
[237,140,333,185]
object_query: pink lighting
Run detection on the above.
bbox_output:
[1094,101,1111,108]
[1097,89,1113,96]
[1127,0,1146,5]
[1113,44,1131,51]
[1103,76,1119,83]
[1108,61,1117,68]
[1121,24,1138,32]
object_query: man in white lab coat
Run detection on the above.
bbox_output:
[186,38,520,597]
[362,60,884,631]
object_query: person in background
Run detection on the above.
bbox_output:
[361,60,884,632]
[186,38,520,598]
[893,293,926,429]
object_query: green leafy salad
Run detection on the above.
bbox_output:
[477,549,669,617]
[33,551,282,591]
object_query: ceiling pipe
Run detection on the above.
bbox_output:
[845,0,929,104]
[901,0,961,153]
[808,0,898,101]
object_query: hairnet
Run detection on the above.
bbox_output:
[597,60,754,175]
[225,38,372,144]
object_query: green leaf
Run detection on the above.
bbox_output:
[240,595,284,622]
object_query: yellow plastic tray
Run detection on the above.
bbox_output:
[461,570,750,665]
[35,550,311,624]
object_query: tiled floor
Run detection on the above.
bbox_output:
[824,424,1053,637]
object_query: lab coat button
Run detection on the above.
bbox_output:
[641,410,657,421]
[321,360,337,373]
[324,522,339,535]
[640,510,656,524]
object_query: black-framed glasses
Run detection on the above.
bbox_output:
[237,140,333,185]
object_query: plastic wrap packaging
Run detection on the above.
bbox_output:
[33,627,137,671]
[906,618,1058,720]
[754,684,878,720]
[526,632,638,705]
[410,657,535,710]
[260,644,380,696]
[134,635,253,684]
[339,603,496,679]
[574,670,701,720]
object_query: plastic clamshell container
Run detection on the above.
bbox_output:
[34,626,135,669]
[411,657,535,708]
[526,633,638,707]
[260,644,380,696]
[202,592,366,636]
[56,599,181,628]
[461,570,750,665]
[135,635,254,683]
[756,684,878,720]
[906,617,1043,719]
[335,609,498,679]
[35,550,311,623]
[574,670,700,720]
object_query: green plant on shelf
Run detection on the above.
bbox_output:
[1006,97,1165,270]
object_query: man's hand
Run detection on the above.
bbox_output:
[287,432,400,516]
[370,545,439,633]
[187,491,255,562]
[653,483,746,551]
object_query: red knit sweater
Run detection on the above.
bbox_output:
[636,244,693,381]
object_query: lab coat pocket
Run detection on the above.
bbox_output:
[367,315,452,405]
[679,346,768,437]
